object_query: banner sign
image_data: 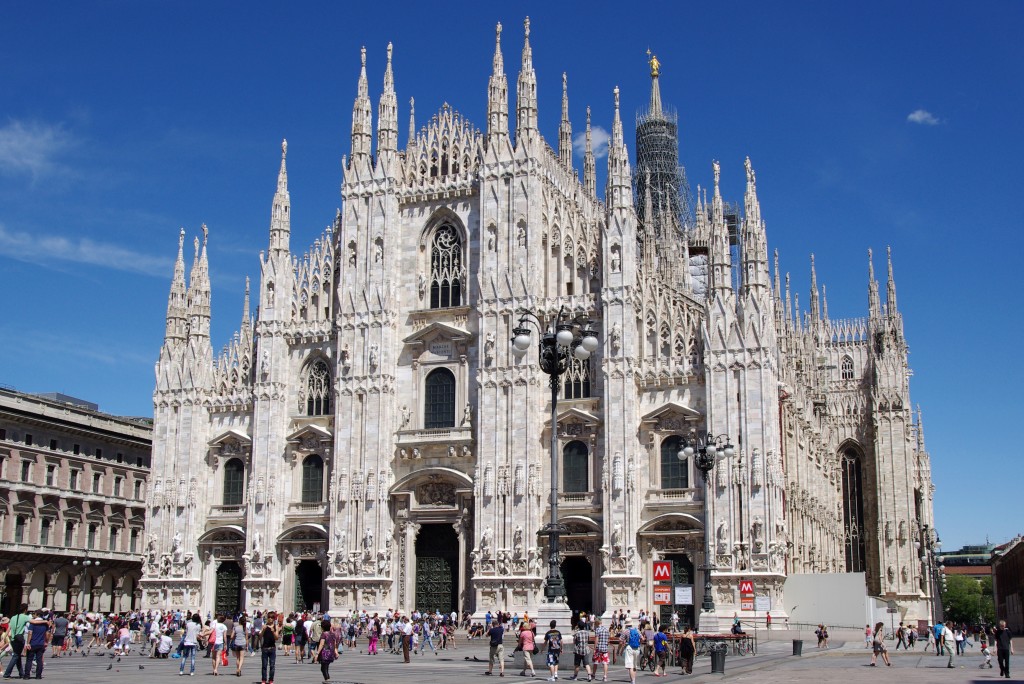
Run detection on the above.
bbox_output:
[652,560,673,583]
[653,586,672,605]
[675,585,694,605]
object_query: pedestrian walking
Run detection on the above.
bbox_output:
[314,619,338,683]
[178,614,200,676]
[485,616,505,676]
[622,618,641,684]
[864,624,873,649]
[517,621,537,678]
[870,622,891,667]
[543,620,563,682]
[995,619,1014,679]
[592,617,610,682]
[571,620,593,681]
[677,625,695,675]
[260,611,280,684]
[895,622,907,650]
[941,622,955,668]
[652,624,669,677]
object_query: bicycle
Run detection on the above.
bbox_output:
[695,637,711,657]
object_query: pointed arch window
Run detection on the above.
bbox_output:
[429,224,463,308]
[424,368,456,429]
[841,448,866,572]
[306,359,331,416]
[563,440,589,493]
[301,454,324,503]
[661,435,689,489]
[223,458,245,506]
[564,357,591,399]
[841,356,854,380]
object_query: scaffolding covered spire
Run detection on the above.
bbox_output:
[634,51,692,240]
[646,49,662,119]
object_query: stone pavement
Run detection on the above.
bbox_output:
[4,636,1017,683]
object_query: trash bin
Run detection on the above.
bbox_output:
[710,646,727,673]
[792,639,803,656]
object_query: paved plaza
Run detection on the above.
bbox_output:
[6,633,1019,683]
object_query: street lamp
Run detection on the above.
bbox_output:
[72,556,100,567]
[510,307,599,610]
[678,430,734,633]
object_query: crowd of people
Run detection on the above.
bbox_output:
[865,618,1015,676]
[0,601,1014,682]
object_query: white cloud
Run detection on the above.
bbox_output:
[906,109,940,125]
[573,125,611,160]
[0,119,74,179]
[0,223,172,277]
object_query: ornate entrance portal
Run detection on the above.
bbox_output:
[215,562,241,616]
[414,524,458,614]
[295,560,323,611]
[561,556,593,614]
[658,554,694,628]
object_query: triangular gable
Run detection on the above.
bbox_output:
[63,505,83,520]
[38,502,60,518]
[286,424,333,444]
[402,321,472,346]
[12,499,36,515]
[552,407,601,427]
[208,428,252,447]
[85,508,106,522]
[640,402,702,424]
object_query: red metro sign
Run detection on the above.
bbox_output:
[652,560,673,583]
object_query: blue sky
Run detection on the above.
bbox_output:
[1,1,1021,550]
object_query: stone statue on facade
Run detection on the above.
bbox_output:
[251,530,262,562]
[172,531,183,562]
[480,526,493,559]
[484,332,495,366]
[716,520,729,554]
[362,527,374,558]
[611,522,623,557]
[513,525,524,559]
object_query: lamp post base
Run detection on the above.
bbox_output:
[698,609,721,635]
[533,600,573,628]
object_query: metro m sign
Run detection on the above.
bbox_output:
[652,560,673,583]
[738,580,755,596]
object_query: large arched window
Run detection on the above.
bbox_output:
[223,458,245,506]
[429,224,463,308]
[301,454,324,503]
[306,359,331,416]
[563,440,589,493]
[424,368,456,429]
[564,357,591,399]
[841,356,854,380]
[841,447,866,572]
[660,435,689,489]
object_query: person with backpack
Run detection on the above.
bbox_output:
[313,618,338,682]
[622,618,642,684]
[543,620,563,682]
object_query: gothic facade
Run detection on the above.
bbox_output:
[142,20,936,623]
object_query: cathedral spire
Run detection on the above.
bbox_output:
[350,46,373,160]
[740,157,770,296]
[269,139,291,255]
[187,224,211,341]
[583,106,596,197]
[916,404,926,452]
[486,22,509,145]
[868,248,881,319]
[809,253,821,322]
[784,272,793,331]
[773,249,782,301]
[822,283,829,321]
[376,42,398,155]
[407,97,416,150]
[164,227,188,342]
[515,16,538,144]
[558,72,572,168]
[606,86,632,208]
[646,49,662,119]
[708,160,733,299]
[242,276,251,325]
[886,245,898,315]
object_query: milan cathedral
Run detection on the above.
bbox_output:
[142,19,936,625]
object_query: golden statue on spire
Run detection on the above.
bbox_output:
[646,48,660,77]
